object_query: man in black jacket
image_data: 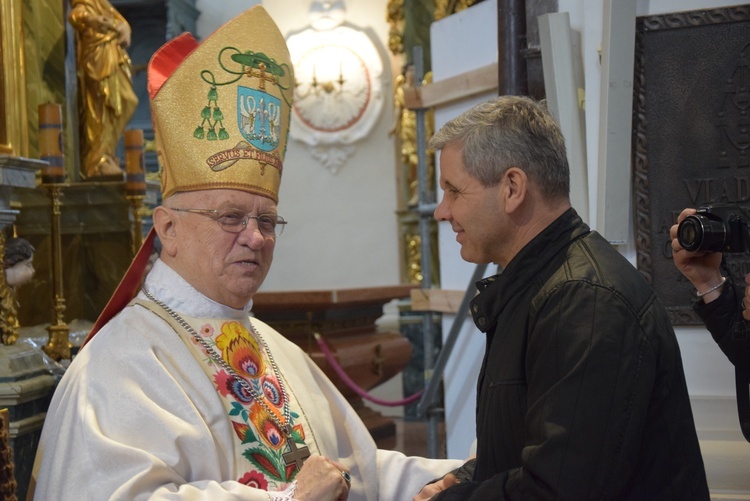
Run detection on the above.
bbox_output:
[415,96,709,500]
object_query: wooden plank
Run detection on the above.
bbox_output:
[405,63,499,110]
[410,288,469,313]
[596,0,637,244]
[539,12,589,221]
[402,86,423,109]
[253,285,417,308]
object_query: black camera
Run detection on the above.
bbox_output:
[677,204,750,253]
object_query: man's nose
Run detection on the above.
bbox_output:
[237,218,267,245]
[434,198,449,222]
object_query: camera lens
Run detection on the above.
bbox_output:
[679,221,698,247]
[677,214,726,252]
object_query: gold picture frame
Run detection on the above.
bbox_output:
[0,0,28,156]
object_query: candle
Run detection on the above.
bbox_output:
[38,103,65,184]
[124,129,146,196]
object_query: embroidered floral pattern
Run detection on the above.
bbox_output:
[188,319,311,489]
[250,405,285,449]
[261,374,285,407]
[215,321,265,378]
[239,470,269,490]
[215,370,253,404]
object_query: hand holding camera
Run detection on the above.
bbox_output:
[673,206,750,444]
[677,204,750,253]
[670,207,726,302]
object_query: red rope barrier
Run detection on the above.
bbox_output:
[313,333,423,407]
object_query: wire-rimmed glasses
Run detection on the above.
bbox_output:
[169,207,287,237]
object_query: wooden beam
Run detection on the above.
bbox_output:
[539,12,589,221]
[597,0,637,244]
[404,63,499,110]
[410,288,470,314]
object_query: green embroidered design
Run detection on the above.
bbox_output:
[195,46,293,142]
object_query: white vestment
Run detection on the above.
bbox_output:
[35,260,461,500]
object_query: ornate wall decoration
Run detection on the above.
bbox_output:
[287,2,385,174]
[632,5,750,325]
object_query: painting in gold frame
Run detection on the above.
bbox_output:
[0,0,29,156]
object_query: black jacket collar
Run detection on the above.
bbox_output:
[471,207,590,332]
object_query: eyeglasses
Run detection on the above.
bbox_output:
[169,207,287,237]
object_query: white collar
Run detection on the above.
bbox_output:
[140,259,253,319]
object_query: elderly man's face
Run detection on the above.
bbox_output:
[166,189,278,309]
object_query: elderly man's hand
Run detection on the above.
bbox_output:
[294,455,350,501]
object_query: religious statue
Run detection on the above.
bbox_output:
[69,0,138,178]
[0,236,35,345]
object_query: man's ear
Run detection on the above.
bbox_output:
[502,167,528,213]
[152,206,178,257]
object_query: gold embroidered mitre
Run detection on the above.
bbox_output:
[148,6,293,202]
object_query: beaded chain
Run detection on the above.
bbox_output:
[142,290,302,449]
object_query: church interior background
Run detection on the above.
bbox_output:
[1,0,749,499]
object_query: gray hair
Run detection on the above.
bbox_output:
[429,95,570,200]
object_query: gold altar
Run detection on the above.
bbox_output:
[13,182,137,329]
[252,285,416,448]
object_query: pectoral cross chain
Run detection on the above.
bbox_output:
[282,424,311,469]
